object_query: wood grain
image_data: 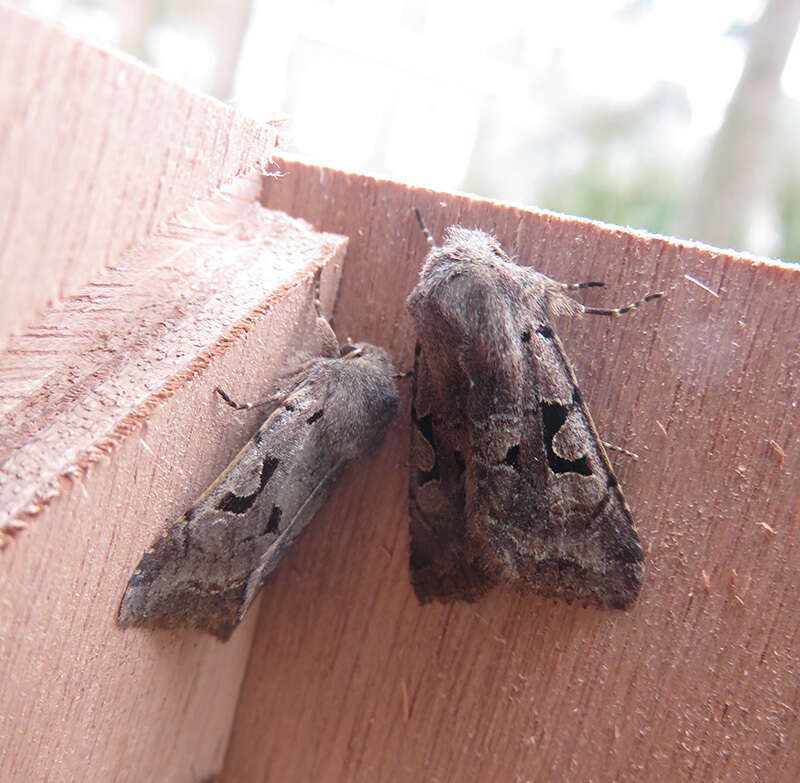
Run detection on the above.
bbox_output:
[219,157,800,782]
[3,11,799,778]
[0,5,279,348]
[0,173,347,781]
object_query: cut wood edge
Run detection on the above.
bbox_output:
[0,174,346,548]
[0,6,283,346]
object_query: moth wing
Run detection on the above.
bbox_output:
[408,342,497,602]
[118,369,343,641]
[466,320,644,608]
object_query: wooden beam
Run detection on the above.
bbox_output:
[4,9,799,780]
[0,5,279,348]
[219,157,800,782]
[0,172,347,781]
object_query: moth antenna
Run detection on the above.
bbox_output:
[562,281,605,291]
[311,266,340,358]
[583,291,663,317]
[414,208,435,247]
[313,267,325,319]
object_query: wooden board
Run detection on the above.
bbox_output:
[0,5,279,348]
[3,10,799,779]
[0,173,347,781]
[219,157,800,782]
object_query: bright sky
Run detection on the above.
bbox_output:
[232,0,781,191]
[16,0,800,199]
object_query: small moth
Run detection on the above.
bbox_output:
[119,284,399,641]
[407,213,661,609]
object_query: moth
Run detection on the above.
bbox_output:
[407,214,661,609]
[118,287,399,641]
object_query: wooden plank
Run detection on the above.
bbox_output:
[0,173,347,781]
[220,157,800,782]
[0,6,280,348]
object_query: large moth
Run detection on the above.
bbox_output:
[119,292,398,641]
[407,216,660,609]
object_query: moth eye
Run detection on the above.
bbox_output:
[521,330,531,343]
[306,410,324,424]
[503,444,520,469]
[536,325,554,340]
[414,343,422,357]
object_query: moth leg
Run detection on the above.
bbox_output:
[338,337,363,359]
[215,386,286,412]
[583,291,663,317]
[602,440,640,461]
[312,267,340,358]
[561,280,605,291]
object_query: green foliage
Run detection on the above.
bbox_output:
[537,156,680,237]
[777,182,800,263]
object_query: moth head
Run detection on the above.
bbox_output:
[337,341,398,384]
[324,342,400,458]
[440,226,510,265]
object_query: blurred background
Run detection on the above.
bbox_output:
[10,0,800,262]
